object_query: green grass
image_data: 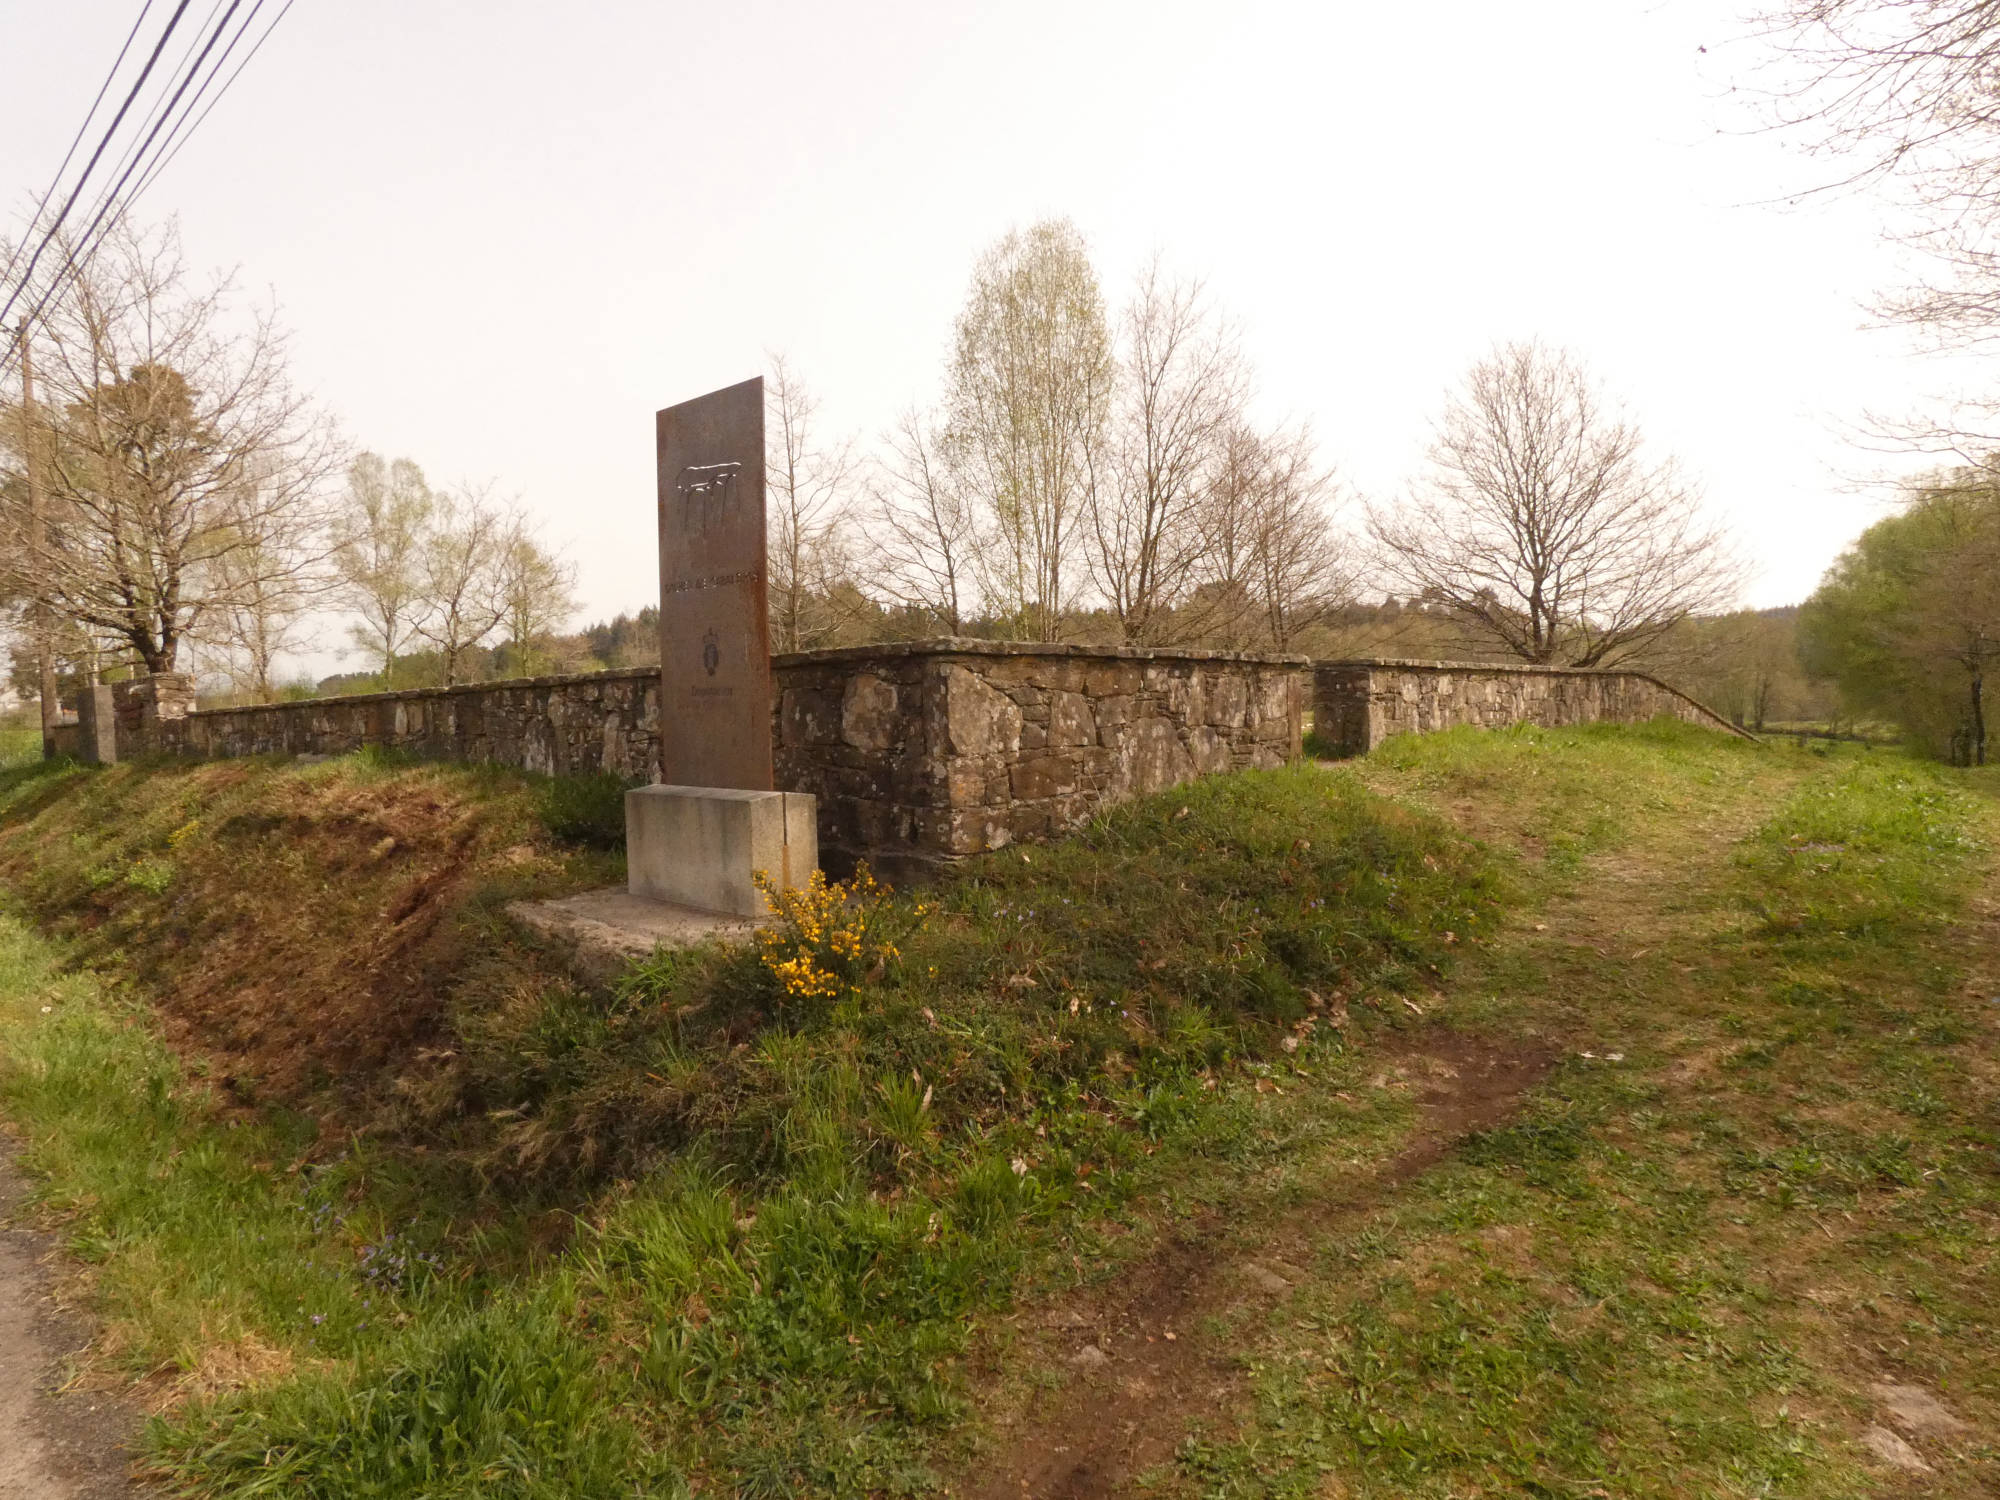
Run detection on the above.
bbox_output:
[1164,736,2000,1497]
[0,725,42,769]
[1,722,1995,1496]
[0,749,1501,1496]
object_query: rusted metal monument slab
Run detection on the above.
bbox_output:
[656,376,773,790]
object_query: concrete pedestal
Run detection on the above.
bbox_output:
[626,785,817,918]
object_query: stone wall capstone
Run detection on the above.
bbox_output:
[1311,659,1750,757]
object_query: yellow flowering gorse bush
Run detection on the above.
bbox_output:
[753,862,930,1007]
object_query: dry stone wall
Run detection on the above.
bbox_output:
[84,649,1738,874]
[1312,659,1748,757]
[100,642,1306,877]
[151,667,663,780]
[772,641,1305,877]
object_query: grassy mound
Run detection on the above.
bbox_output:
[0,751,615,1108]
[0,747,1499,1496]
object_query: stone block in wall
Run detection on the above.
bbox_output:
[780,685,843,748]
[943,666,1022,757]
[1205,674,1249,728]
[111,672,197,754]
[1048,690,1095,747]
[1252,674,1291,727]
[1113,716,1195,799]
[946,758,990,808]
[1084,660,1143,697]
[841,673,900,751]
[1094,694,1134,734]
[1010,755,1077,801]
[1188,725,1232,776]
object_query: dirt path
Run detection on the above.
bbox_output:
[961,1031,1557,1500]
[0,1149,145,1500]
[958,754,1800,1499]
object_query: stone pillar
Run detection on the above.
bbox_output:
[74,684,116,765]
[1311,664,1375,758]
[111,673,197,756]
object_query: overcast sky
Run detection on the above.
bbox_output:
[1,0,1973,675]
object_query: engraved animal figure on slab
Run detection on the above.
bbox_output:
[676,462,743,536]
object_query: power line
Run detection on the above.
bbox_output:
[0,0,157,293]
[1,0,296,386]
[17,0,247,321]
[0,0,195,331]
[125,0,294,213]
[74,0,230,236]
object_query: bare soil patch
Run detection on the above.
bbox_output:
[960,1030,1556,1500]
[0,763,579,1109]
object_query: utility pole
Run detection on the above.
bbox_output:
[16,322,58,759]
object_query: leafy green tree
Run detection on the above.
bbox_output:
[1799,471,2000,762]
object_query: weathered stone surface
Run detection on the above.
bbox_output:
[1010,755,1077,801]
[1114,716,1196,799]
[841,673,899,751]
[1188,726,1232,776]
[1049,690,1096,747]
[1205,674,1249,728]
[943,666,1023,757]
[115,641,1311,877]
[508,888,763,982]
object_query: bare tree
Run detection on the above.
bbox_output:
[1177,423,1350,649]
[1756,2,2000,447]
[871,405,976,634]
[945,219,1113,641]
[332,452,434,676]
[1369,342,1738,667]
[0,218,339,675]
[1088,261,1247,644]
[765,355,857,652]
[1248,427,1353,650]
[410,484,511,686]
[203,469,330,700]
[1179,424,1271,647]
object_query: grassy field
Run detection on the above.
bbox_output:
[0,723,1992,1496]
[0,726,41,769]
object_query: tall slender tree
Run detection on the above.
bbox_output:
[871,405,975,635]
[1088,260,1247,644]
[332,453,434,677]
[944,219,1112,641]
[765,356,857,652]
